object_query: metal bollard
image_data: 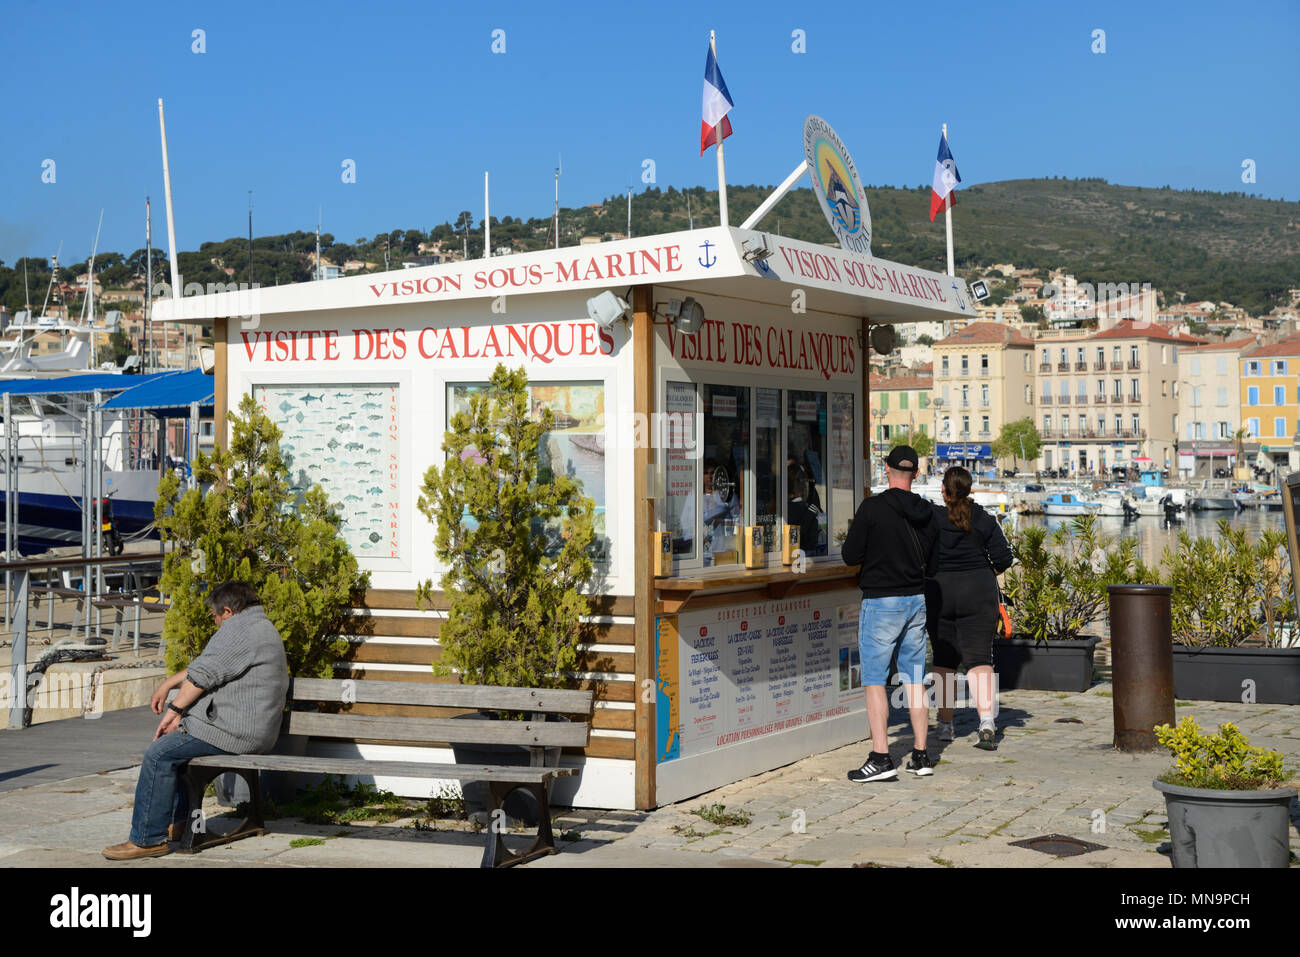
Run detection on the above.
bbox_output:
[1107,584,1175,752]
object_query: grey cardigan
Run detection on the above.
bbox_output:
[181,605,289,753]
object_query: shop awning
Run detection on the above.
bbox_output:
[152,226,975,327]
[100,368,214,418]
[937,443,992,459]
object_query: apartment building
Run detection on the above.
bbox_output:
[1240,334,1300,474]
[931,323,1034,472]
[868,374,933,450]
[1175,336,1254,478]
[1033,321,1203,475]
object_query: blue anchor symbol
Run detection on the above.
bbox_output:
[698,241,717,268]
[952,281,967,310]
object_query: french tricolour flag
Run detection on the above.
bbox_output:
[700,44,734,155]
[929,131,961,222]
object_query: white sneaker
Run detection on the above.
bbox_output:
[937,721,955,742]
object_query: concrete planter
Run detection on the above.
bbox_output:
[1172,645,1300,704]
[992,636,1100,692]
[1154,778,1297,868]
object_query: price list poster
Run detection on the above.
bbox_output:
[657,591,864,764]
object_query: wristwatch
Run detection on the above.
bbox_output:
[167,702,187,717]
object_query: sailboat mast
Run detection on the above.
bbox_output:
[146,197,153,371]
[85,209,104,365]
[553,154,561,249]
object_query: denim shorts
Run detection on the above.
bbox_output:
[858,594,928,686]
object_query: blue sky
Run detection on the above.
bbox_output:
[2,0,1297,264]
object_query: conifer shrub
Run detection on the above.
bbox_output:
[416,364,596,689]
[154,394,367,676]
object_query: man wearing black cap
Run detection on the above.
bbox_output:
[841,444,939,782]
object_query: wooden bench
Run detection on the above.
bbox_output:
[30,569,87,635]
[179,677,593,868]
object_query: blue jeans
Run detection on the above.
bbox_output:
[129,728,230,847]
[858,594,928,686]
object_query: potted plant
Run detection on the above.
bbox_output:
[417,364,597,825]
[1153,716,1296,868]
[156,395,368,804]
[1165,522,1299,703]
[999,515,1157,691]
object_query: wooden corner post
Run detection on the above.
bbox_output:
[632,285,656,810]
[213,318,228,451]
[862,316,872,497]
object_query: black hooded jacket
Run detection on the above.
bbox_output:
[841,487,938,598]
[931,501,1014,573]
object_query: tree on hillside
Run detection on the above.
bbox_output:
[889,430,935,458]
[992,418,1042,471]
[1019,304,1045,325]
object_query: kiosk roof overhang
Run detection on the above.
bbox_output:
[152,226,974,326]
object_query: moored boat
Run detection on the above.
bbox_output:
[1041,491,1100,517]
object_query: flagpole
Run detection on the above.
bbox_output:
[943,123,954,277]
[711,30,729,228]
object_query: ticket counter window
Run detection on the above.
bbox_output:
[660,380,853,570]
[829,392,855,553]
[701,384,750,567]
[754,388,782,551]
[787,390,828,557]
[665,381,698,558]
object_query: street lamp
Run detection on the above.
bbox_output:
[1178,379,1203,480]
[871,408,886,481]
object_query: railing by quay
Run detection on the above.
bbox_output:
[1,552,166,730]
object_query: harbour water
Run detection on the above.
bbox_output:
[1021,508,1288,572]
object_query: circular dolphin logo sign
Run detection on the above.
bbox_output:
[803,115,871,256]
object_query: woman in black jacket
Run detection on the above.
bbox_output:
[930,467,1013,750]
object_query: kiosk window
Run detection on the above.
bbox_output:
[662,381,854,569]
[829,392,855,554]
[787,390,828,557]
[754,388,782,551]
[700,384,749,568]
[664,381,698,557]
[449,381,608,560]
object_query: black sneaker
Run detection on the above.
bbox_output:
[975,727,998,751]
[905,750,935,776]
[847,753,897,783]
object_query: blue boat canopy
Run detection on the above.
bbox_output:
[100,368,215,418]
[0,372,170,398]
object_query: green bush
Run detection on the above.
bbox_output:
[416,364,596,688]
[1002,515,1157,641]
[154,394,368,676]
[1163,520,1296,647]
[1155,716,1287,790]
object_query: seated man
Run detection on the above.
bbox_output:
[103,580,289,860]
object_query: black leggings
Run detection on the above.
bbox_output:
[929,567,999,670]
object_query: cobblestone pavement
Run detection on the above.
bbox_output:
[2,683,1298,868]
[539,684,1300,868]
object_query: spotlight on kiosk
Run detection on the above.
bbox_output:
[586,290,631,329]
[662,297,706,335]
[586,291,707,336]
